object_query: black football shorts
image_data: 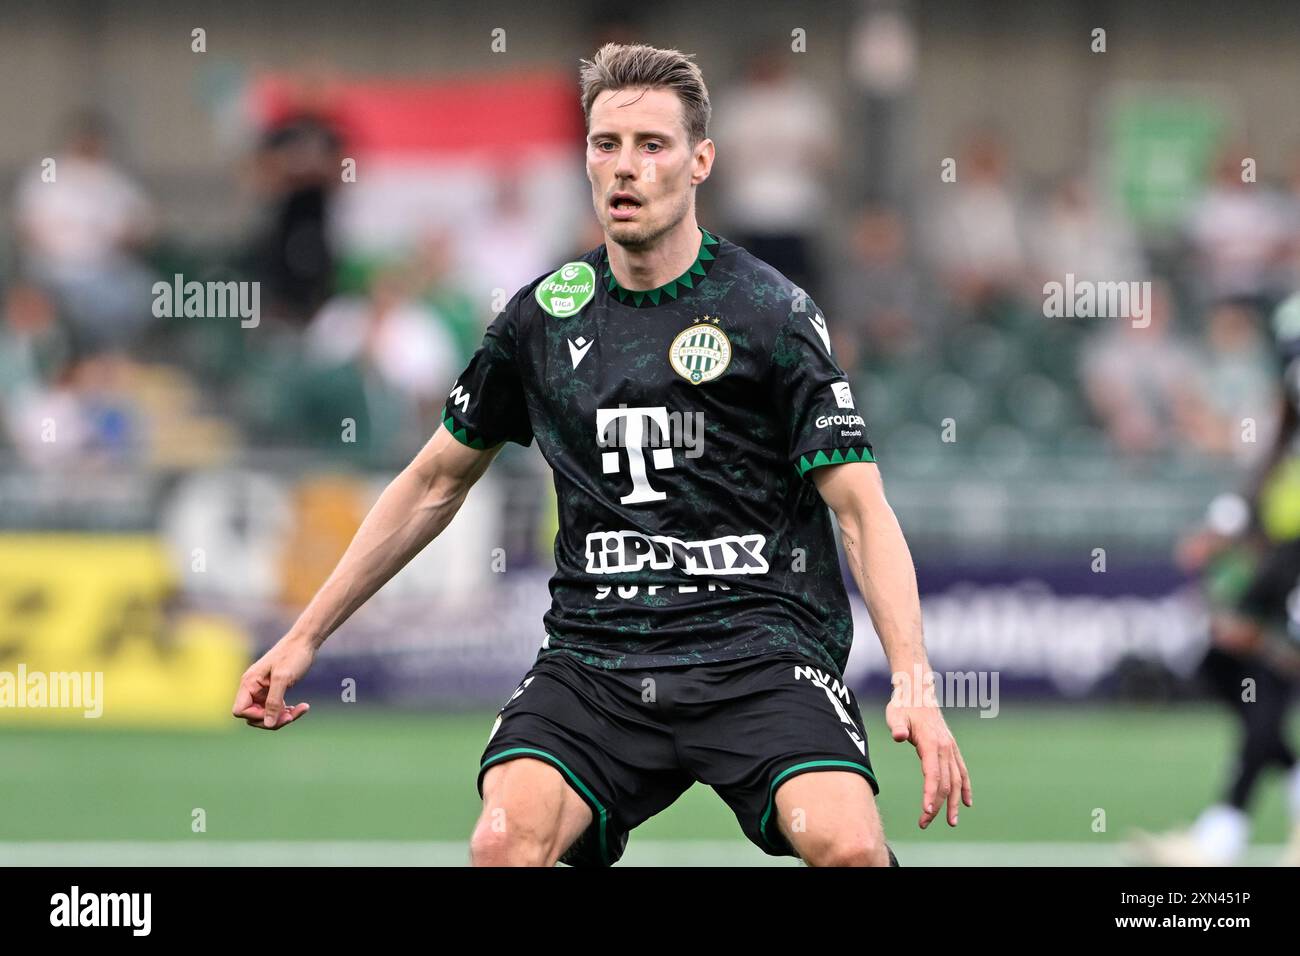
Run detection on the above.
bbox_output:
[476,648,880,866]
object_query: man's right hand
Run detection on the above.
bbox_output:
[232,633,316,730]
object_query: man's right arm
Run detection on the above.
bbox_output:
[290,426,500,650]
[232,425,501,729]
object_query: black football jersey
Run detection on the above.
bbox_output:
[441,226,875,674]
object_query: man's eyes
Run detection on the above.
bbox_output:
[595,141,663,151]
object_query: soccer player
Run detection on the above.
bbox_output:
[1131,294,1300,867]
[232,42,972,867]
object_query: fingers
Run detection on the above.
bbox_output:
[233,640,314,731]
[263,671,291,728]
[231,671,268,720]
[918,731,962,830]
[954,742,973,809]
[946,749,963,826]
[938,746,952,825]
[242,702,309,731]
[887,713,910,743]
[918,737,940,829]
[933,740,952,828]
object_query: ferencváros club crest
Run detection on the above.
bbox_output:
[669,318,732,384]
[536,261,596,318]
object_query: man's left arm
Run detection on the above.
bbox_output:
[812,460,973,829]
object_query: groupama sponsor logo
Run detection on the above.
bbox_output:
[815,413,865,429]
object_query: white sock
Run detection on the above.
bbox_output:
[1190,804,1249,863]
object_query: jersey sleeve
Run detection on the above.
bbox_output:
[771,302,874,480]
[439,291,534,449]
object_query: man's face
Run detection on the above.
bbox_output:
[586,87,709,250]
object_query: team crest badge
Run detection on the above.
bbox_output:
[669,318,732,384]
[536,261,596,318]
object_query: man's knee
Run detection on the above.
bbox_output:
[775,770,889,867]
[469,817,554,866]
[471,758,591,867]
[797,832,891,867]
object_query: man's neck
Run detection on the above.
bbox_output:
[605,215,702,292]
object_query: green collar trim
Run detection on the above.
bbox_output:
[602,228,720,307]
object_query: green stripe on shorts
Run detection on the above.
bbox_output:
[759,759,879,850]
[481,746,611,865]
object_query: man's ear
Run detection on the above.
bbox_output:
[692,138,715,185]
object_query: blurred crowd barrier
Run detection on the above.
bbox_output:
[0,458,1226,712]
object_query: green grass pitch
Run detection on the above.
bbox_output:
[1,704,1294,865]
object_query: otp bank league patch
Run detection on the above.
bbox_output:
[536,262,597,318]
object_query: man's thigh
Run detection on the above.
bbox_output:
[476,651,693,866]
[672,651,884,860]
[774,769,891,866]
[472,758,592,867]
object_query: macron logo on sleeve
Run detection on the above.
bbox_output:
[808,313,831,352]
[448,385,472,413]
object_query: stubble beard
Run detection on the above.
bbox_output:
[602,188,691,253]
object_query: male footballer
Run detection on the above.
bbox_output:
[232,42,972,867]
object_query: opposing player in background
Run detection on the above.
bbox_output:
[233,42,971,866]
[1131,294,1300,867]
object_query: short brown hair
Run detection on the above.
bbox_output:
[579,43,711,147]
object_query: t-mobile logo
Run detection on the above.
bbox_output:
[596,406,675,504]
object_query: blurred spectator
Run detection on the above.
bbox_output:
[1195,298,1276,461]
[710,48,838,295]
[927,129,1029,317]
[14,110,157,354]
[301,268,457,457]
[409,229,490,366]
[458,175,553,305]
[1080,282,1217,457]
[1030,174,1146,286]
[0,282,69,406]
[1186,144,1292,314]
[0,281,69,462]
[1280,146,1300,291]
[831,205,930,370]
[248,103,344,325]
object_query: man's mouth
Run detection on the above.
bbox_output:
[610,193,642,220]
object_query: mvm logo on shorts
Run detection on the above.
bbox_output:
[794,665,866,756]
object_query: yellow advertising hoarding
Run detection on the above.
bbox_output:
[0,535,248,727]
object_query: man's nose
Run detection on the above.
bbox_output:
[614,143,638,179]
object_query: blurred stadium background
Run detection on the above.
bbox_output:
[2,0,1300,865]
